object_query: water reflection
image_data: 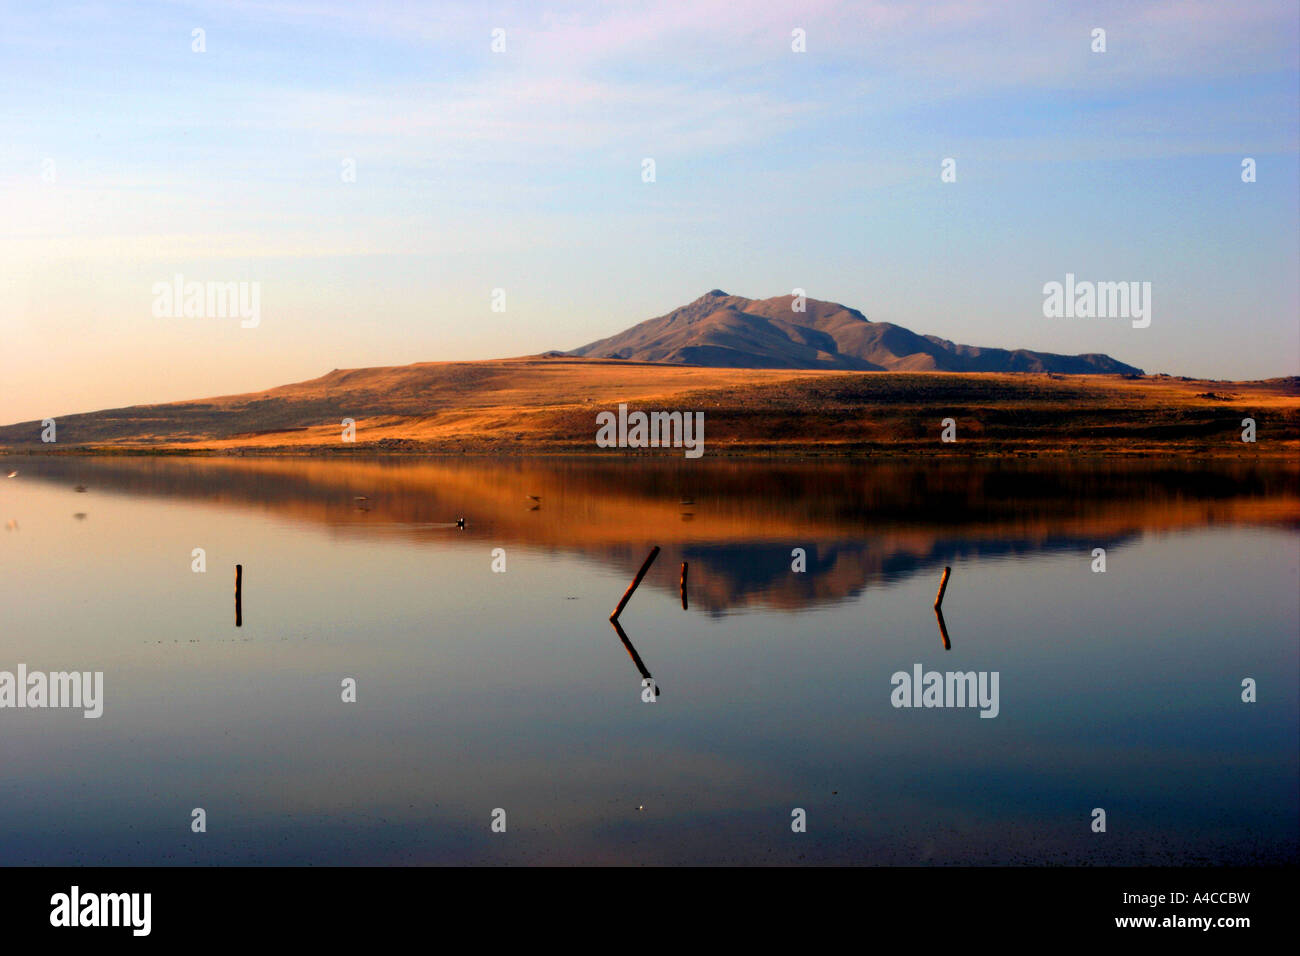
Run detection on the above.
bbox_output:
[1,454,1295,865]
[610,618,658,699]
[8,456,1297,616]
[935,607,952,651]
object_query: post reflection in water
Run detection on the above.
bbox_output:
[935,606,952,650]
[610,617,659,700]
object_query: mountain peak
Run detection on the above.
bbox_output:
[567,291,1143,375]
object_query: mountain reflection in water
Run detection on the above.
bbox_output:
[13,455,1297,616]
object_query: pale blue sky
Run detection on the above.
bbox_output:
[1,0,1297,422]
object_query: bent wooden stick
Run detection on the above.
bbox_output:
[933,566,951,610]
[610,546,660,621]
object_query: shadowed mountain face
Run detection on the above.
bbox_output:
[568,290,1144,374]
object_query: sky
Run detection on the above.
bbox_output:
[1,0,1297,423]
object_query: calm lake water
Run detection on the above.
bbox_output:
[1,456,1296,865]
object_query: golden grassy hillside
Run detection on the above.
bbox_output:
[1,356,1296,456]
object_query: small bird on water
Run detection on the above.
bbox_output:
[5,470,16,479]
[456,516,465,528]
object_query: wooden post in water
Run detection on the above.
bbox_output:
[610,546,660,621]
[235,564,243,627]
[933,566,951,610]
[680,561,689,611]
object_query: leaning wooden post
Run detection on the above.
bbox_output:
[610,546,660,621]
[235,564,243,627]
[680,561,689,611]
[933,566,951,610]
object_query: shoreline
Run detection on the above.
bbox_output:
[3,442,1297,460]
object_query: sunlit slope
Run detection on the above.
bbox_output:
[1,356,1296,455]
